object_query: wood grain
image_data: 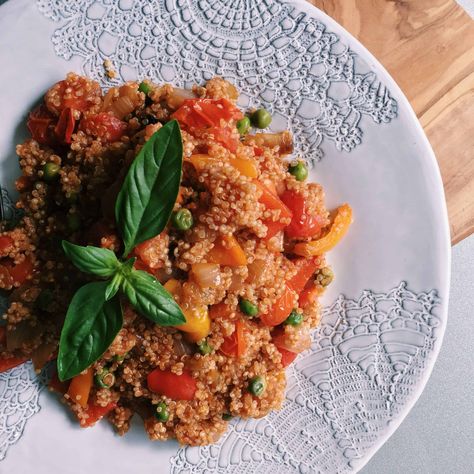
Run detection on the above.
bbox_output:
[308,0,474,244]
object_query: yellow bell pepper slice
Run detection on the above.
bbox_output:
[176,306,211,342]
[164,279,211,342]
[293,204,353,257]
[188,154,258,178]
[207,234,247,266]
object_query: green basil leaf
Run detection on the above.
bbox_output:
[105,273,123,301]
[121,269,186,326]
[57,281,123,381]
[62,240,120,278]
[115,120,183,257]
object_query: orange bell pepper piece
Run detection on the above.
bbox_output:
[207,235,247,266]
[254,180,293,240]
[188,154,258,178]
[67,367,93,408]
[260,286,298,327]
[220,320,247,357]
[293,204,353,257]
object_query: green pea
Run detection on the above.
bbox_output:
[95,368,115,389]
[172,208,193,231]
[289,161,308,182]
[222,413,232,421]
[284,310,303,326]
[67,214,81,232]
[236,116,251,136]
[114,353,128,362]
[154,401,169,422]
[138,81,152,95]
[36,289,53,311]
[43,163,60,182]
[250,109,272,129]
[248,376,266,397]
[239,298,259,317]
[197,339,213,355]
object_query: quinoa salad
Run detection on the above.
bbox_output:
[0,73,352,445]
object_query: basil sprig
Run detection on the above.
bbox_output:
[57,121,186,381]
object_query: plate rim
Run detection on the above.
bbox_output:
[291,0,452,469]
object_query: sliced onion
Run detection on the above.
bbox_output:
[190,263,221,288]
[247,259,267,284]
[228,268,246,292]
[102,87,118,111]
[244,131,293,155]
[166,88,196,110]
[108,96,135,119]
[273,326,311,353]
[173,336,194,356]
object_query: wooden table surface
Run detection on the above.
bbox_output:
[309,0,474,244]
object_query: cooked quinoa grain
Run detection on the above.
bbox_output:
[0,73,346,447]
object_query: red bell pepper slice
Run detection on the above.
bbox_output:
[147,369,197,400]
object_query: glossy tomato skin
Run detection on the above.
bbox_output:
[0,236,13,254]
[79,113,127,143]
[287,257,320,294]
[172,98,243,129]
[44,76,101,116]
[0,356,28,372]
[208,126,240,152]
[3,257,34,286]
[147,369,197,401]
[54,107,76,144]
[219,321,247,357]
[276,347,298,368]
[254,181,293,240]
[260,286,298,327]
[280,190,322,239]
[27,105,55,145]
[81,402,117,427]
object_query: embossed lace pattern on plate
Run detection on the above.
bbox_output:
[0,280,441,469]
[0,362,44,461]
[170,283,441,473]
[36,0,397,164]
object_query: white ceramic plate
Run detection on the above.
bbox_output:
[0,1,450,473]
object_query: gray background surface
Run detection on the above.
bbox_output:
[363,236,474,473]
